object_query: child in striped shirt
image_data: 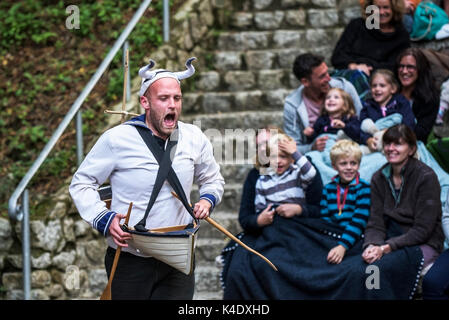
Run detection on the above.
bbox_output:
[254,133,317,226]
[320,139,371,264]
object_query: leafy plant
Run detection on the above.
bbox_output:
[0,0,179,215]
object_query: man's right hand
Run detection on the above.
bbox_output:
[312,135,328,152]
[109,213,132,247]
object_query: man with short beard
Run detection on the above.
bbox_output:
[69,58,224,299]
[283,53,363,153]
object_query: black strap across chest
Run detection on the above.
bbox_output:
[134,126,197,232]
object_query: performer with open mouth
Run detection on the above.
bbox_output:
[69,57,225,300]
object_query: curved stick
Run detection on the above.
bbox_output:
[171,192,277,271]
[205,216,278,271]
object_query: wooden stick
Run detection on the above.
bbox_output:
[204,216,278,271]
[104,110,139,117]
[100,202,133,300]
[171,192,278,271]
[104,50,139,121]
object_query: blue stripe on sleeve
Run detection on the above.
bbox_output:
[93,210,116,236]
[200,193,216,208]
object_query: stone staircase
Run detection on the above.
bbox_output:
[180,0,362,300]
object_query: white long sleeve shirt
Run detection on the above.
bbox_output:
[69,116,225,256]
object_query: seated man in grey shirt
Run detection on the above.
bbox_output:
[284,53,363,154]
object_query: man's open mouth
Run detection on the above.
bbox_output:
[164,113,176,127]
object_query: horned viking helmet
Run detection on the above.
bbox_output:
[138,57,196,97]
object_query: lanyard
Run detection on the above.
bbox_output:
[337,185,349,215]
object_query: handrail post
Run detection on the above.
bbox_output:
[163,0,169,42]
[123,41,131,102]
[22,189,31,300]
[76,110,84,166]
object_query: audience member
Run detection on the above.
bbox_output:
[362,124,444,269]
[237,127,323,235]
[395,48,440,143]
[422,191,449,300]
[305,88,362,144]
[320,140,371,264]
[332,0,410,74]
[284,53,362,154]
[359,69,415,153]
[255,133,317,219]
[403,0,421,33]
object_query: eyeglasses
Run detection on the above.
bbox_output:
[398,64,417,71]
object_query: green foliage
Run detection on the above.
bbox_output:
[0,0,174,214]
[0,0,165,53]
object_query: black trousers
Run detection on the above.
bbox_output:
[104,246,195,300]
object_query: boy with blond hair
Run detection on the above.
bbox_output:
[254,133,317,226]
[320,139,371,264]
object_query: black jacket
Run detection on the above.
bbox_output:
[331,18,410,71]
[238,160,322,234]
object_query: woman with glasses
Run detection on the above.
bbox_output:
[395,48,440,143]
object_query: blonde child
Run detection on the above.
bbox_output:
[360,69,415,153]
[320,140,371,264]
[254,133,317,224]
[304,88,362,144]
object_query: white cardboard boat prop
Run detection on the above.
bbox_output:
[122,222,199,275]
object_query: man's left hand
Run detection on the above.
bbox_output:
[193,199,212,219]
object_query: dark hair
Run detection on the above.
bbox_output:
[362,0,405,25]
[383,124,417,155]
[395,48,439,105]
[292,53,325,81]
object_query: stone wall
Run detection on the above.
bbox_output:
[1,0,367,300]
[1,187,107,299]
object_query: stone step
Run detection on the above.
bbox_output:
[216,29,342,51]
[193,290,223,300]
[196,238,228,263]
[218,165,253,184]
[182,87,293,115]
[180,110,283,133]
[212,49,307,72]
[229,1,361,29]
[231,9,307,31]
[194,262,223,295]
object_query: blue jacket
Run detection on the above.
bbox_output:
[360,93,416,144]
[320,174,371,250]
[309,114,362,143]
